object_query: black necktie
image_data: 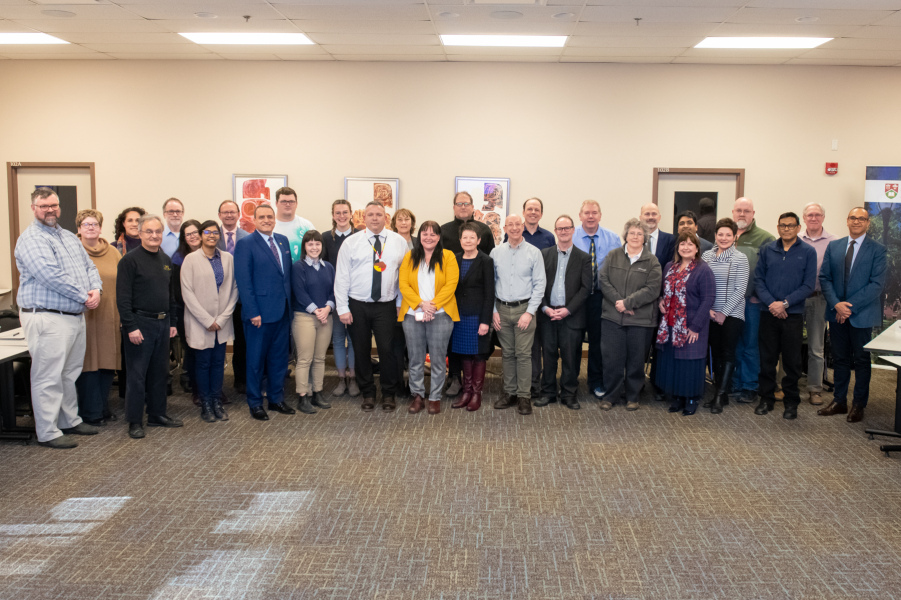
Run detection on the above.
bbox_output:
[843,240,855,298]
[371,236,382,301]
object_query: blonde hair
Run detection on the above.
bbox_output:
[76,208,103,229]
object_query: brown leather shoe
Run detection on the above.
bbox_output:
[408,395,424,414]
[847,404,865,423]
[494,394,518,410]
[382,396,396,412]
[428,400,441,415]
[517,396,532,415]
[361,397,375,412]
[817,401,848,416]
[808,391,824,405]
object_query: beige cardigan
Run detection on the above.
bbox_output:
[180,249,239,350]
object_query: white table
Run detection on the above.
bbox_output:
[862,323,901,452]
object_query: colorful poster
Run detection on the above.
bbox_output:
[232,175,288,233]
[864,166,901,334]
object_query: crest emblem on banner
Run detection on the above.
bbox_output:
[887,183,899,199]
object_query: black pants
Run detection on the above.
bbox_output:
[585,292,605,391]
[531,325,542,395]
[232,302,246,386]
[348,299,399,399]
[758,311,803,407]
[708,315,743,385]
[601,320,653,405]
[539,317,583,403]
[75,369,114,422]
[830,320,873,407]
[391,322,406,390]
[123,316,170,424]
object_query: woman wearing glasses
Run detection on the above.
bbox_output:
[180,221,239,422]
[171,220,203,402]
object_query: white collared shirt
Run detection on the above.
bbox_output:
[647,228,658,255]
[334,227,408,314]
[847,233,867,272]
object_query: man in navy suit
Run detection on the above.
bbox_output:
[234,203,296,421]
[218,200,250,393]
[817,207,887,423]
[640,203,676,266]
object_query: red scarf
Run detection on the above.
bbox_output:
[656,260,697,348]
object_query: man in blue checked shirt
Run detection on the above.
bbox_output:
[15,187,103,449]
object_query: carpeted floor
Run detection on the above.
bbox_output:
[1,360,900,600]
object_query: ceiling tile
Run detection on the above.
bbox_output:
[746,0,901,9]
[432,5,581,21]
[874,12,901,26]
[273,53,335,60]
[219,53,282,60]
[0,43,97,53]
[448,54,560,62]
[580,6,740,24]
[786,57,900,65]
[305,33,438,45]
[121,3,286,20]
[443,45,562,55]
[433,21,575,34]
[726,7,894,26]
[321,43,444,54]
[798,47,901,59]
[333,54,447,61]
[0,52,115,59]
[578,0,741,5]
[0,5,142,19]
[291,19,435,34]
[561,46,685,56]
[106,52,223,59]
[52,32,190,44]
[572,22,718,36]
[271,4,430,21]
[567,36,702,48]
[8,19,170,33]
[560,56,677,63]
[671,56,788,64]
[148,18,301,33]
[849,25,901,38]
[81,42,214,53]
[709,23,865,37]
[822,36,901,50]
[680,47,808,58]
[204,44,328,54]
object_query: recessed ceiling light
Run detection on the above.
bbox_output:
[553,12,575,20]
[795,16,820,24]
[179,32,315,45]
[194,12,218,19]
[41,9,76,18]
[440,35,567,48]
[695,37,832,49]
[438,11,459,18]
[0,33,69,44]
[490,10,523,20]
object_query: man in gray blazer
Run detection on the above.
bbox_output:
[218,200,250,393]
[535,215,592,410]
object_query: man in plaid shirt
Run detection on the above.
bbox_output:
[15,187,102,448]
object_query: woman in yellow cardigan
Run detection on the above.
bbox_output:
[398,221,460,415]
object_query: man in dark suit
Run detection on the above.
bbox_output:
[817,207,887,423]
[233,203,295,421]
[534,215,592,410]
[218,200,250,394]
[640,203,676,266]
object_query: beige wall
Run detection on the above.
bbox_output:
[1,60,898,298]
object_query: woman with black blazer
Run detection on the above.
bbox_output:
[450,222,496,411]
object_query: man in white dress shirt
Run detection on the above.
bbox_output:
[335,201,408,412]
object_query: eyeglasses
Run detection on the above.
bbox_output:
[848,216,869,223]
[454,202,473,207]
[164,210,184,216]
[34,203,60,211]
[555,226,574,233]
[277,200,297,206]
[141,229,163,236]
[80,222,101,229]
[184,231,200,238]
[202,230,220,237]
[777,223,800,230]
[219,211,238,216]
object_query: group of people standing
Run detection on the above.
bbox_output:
[14,186,888,449]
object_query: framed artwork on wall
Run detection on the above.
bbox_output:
[455,176,510,247]
[233,174,288,233]
[345,177,399,230]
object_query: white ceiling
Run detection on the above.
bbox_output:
[0,0,899,64]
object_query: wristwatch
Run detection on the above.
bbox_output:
[782,299,789,310]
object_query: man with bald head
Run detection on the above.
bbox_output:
[490,214,546,416]
[731,197,775,403]
[639,203,676,268]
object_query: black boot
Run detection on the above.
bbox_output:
[297,394,317,414]
[667,395,684,413]
[200,398,215,423]
[710,362,734,415]
[311,390,330,409]
[754,397,775,415]
[213,398,228,421]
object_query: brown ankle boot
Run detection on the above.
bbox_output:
[408,395,424,414]
[467,360,486,412]
[452,359,474,409]
[428,399,441,415]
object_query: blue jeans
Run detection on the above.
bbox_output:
[733,301,762,393]
[195,340,227,403]
[331,314,355,372]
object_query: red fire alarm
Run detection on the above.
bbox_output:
[826,163,838,175]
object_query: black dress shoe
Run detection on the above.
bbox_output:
[382,396,397,412]
[361,397,375,412]
[147,415,184,427]
[533,397,557,407]
[61,423,100,435]
[847,404,865,423]
[249,406,269,421]
[494,394,518,410]
[563,399,581,410]
[128,423,146,439]
[268,402,296,415]
[783,405,798,420]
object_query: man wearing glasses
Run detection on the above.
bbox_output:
[217,200,249,394]
[817,208,887,424]
[752,212,817,420]
[272,187,314,264]
[15,188,103,448]
[116,214,182,439]
[160,197,185,258]
[800,203,836,405]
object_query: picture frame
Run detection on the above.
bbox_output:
[455,176,511,246]
[345,177,399,230]
[232,174,288,233]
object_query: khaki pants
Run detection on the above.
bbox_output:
[20,311,85,442]
[495,302,536,398]
[292,311,333,395]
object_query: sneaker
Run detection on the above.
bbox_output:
[347,377,361,397]
[599,400,613,411]
[626,401,640,411]
[808,391,824,405]
[332,377,347,396]
[593,386,607,398]
[38,435,77,449]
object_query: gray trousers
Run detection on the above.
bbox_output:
[402,312,454,401]
[496,302,537,398]
[804,294,828,392]
[20,311,85,442]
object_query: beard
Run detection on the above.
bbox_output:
[735,219,748,230]
[37,214,58,227]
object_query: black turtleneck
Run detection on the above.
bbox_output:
[440,217,496,255]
